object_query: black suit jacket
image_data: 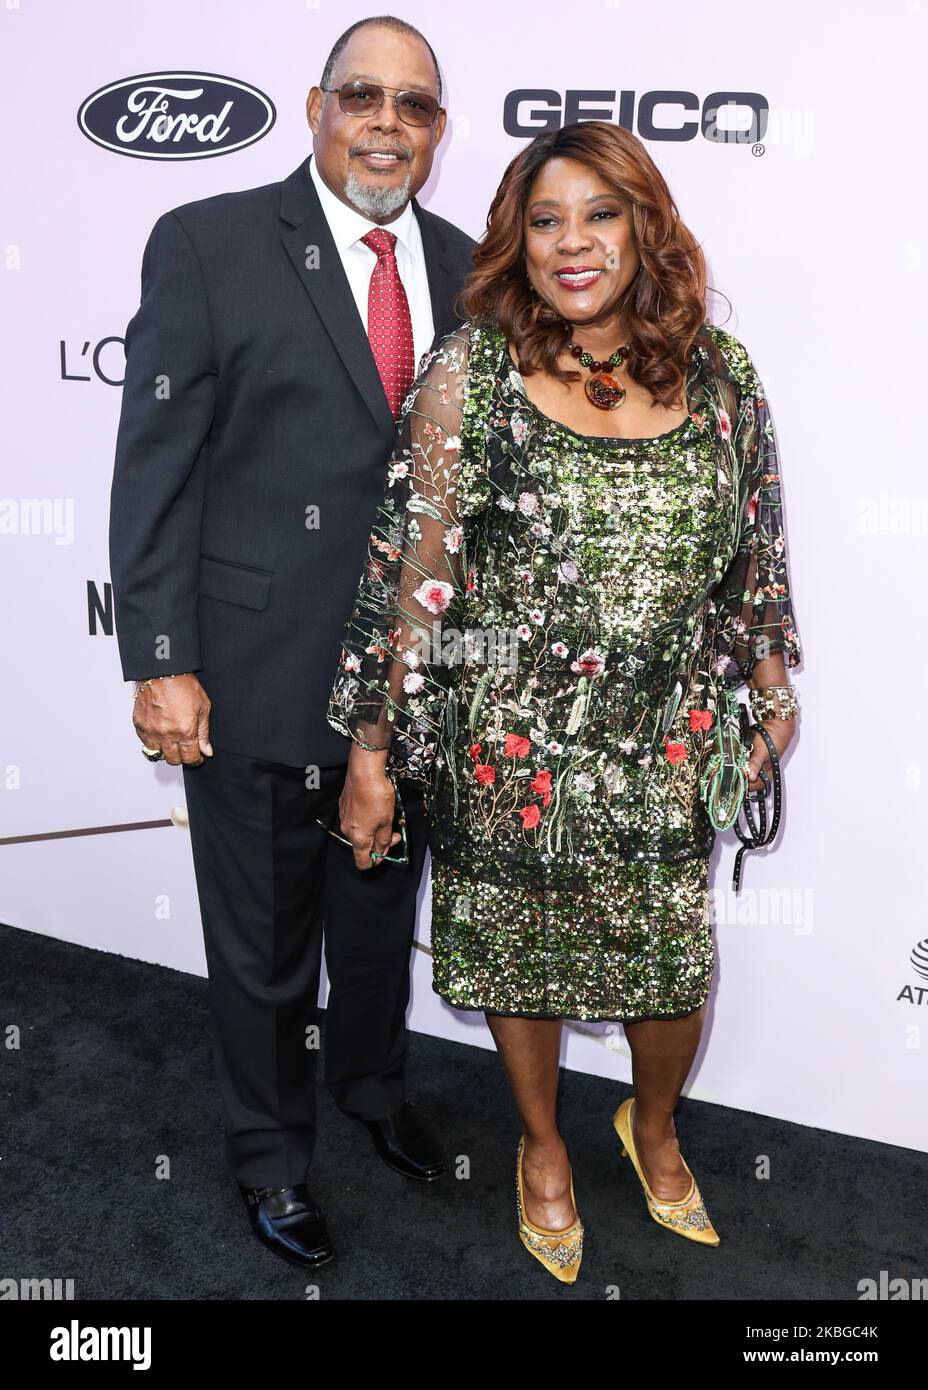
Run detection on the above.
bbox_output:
[109,153,475,767]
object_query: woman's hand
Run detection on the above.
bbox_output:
[746,717,796,795]
[338,750,402,871]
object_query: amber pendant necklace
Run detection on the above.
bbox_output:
[568,340,629,410]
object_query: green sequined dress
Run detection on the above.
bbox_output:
[326,320,802,1022]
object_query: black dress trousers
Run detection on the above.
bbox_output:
[181,744,430,1189]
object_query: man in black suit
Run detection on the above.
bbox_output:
[108,16,474,1268]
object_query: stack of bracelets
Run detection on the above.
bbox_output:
[748,684,799,723]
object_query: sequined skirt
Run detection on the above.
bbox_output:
[428,850,713,1022]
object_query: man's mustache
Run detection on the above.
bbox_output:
[350,143,413,161]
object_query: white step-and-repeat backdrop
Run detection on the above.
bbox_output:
[2,0,925,1152]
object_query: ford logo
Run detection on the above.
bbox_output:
[77,70,276,159]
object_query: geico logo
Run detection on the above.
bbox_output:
[503,90,769,143]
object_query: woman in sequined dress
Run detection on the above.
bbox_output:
[325,122,802,1281]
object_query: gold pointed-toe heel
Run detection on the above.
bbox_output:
[613,1097,720,1246]
[515,1136,584,1283]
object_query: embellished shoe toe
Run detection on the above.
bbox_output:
[612,1097,719,1246]
[516,1136,584,1283]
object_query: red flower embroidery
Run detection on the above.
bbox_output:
[468,742,482,761]
[474,763,495,786]
[689,709,713,732]
[519,804,541,829]
[664,737,688,764]
[504,733,531,758]
[530,769,552,794]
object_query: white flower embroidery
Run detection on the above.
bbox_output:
[413,579,455,615]
[570,648,606,678]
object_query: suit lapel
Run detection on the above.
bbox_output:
[413,197,460,352]
[279,155,463,435]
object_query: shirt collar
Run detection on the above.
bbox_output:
[308,152,417,255]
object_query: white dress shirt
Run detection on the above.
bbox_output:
[308,153,435,373]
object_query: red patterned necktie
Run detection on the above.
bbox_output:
[361,227,415,419]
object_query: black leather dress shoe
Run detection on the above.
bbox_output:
[239,1182,334,1267]
[362,1101,445,1182]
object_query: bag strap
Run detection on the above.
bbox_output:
[731,707,783,891]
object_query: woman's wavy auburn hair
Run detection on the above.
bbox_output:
[457,121,726,404]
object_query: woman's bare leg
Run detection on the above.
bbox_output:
[622,1003,707,1201]
[484,1013,576,1230]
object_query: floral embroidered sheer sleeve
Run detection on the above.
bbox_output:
[326,330,471,791]
[708,338,802,692]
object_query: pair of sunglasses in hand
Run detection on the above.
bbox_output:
[315,767,409,866]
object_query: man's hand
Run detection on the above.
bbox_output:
[338,750,402,871]
[133,674,212,766]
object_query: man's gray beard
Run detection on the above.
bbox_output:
[344,167,412,219]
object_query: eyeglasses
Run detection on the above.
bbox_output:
[314,767,410,866]
[321,81,441,128]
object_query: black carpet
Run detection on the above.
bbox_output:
[1,920,923,1302]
